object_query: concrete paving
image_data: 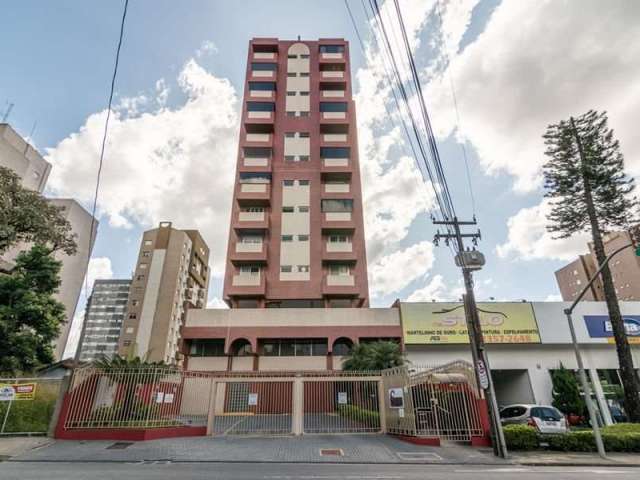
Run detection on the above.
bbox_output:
[9,434,501,465]
[0,436,52,461]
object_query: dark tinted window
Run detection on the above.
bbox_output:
[249,81,276,91]
[531,407,562,421]
[320,102,347,112]
[500,406,527,418]
[247,102,275,112]
[320,45,345,53]
[322,199,353,213]
[190,339,225,357]
[251,62,276,71]
[321,147,350,158]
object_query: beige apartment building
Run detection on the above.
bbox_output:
[1,123,97,360]
[118,222,210,364]
[555,227,640,301]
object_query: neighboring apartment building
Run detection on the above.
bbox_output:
[555,227,640,301]
[118,222,210,364]
[1,123,97,360]
[0,123,51,192]
[76,279,131,362]
[223,38,369,309]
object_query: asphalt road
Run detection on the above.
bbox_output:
[0,462,638,480]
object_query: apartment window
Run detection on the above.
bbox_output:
[299,132,310,138]
[128,313,137,319]
[300,54,310,59]
[287,72,297,77]
[239,172,271,183]
[241,206,264,213]
[190,339,225,357]
[298,235,309,241]
[299,111,309,117]
[285,155,295,161]
[136,275,145,281]
[281,265,293,273]
[131,300,139,306]
[321,147,350,158]
[298,179,310,186]
[139,263,148,269]
[282,206,294,213]
[320,102,348,112]
[283,179,294,186]
[285,132,295,138]
[282,235,293,242]
[261,339,327,356]
[126,327,134,334]
[251,62,277,71]
[247,101,275,112]
[249,81,276,91]
[300,91,310,96]
[123,340,132,347]
[144,240,153,246]
[240,265,260,274]
[320,45,345,53]
[286,111,296,117]
[142,251,151,257]
[298,206,309,213]
[287,54,297,59]
[286,91,296,96]
[322,199,353,212]
[240,235,262,244]
[300,72,309,77]
[298,265,310,272]
[329,235,350,243]
[299,155,310,161]
[329,264,350,275]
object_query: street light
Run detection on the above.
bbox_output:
[563,242,636,459]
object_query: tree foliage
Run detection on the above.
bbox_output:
[0,245,66,375]
[342,341,405,371]
[543,110,638,237]
[551,364,585,417]
[0,166,77,257]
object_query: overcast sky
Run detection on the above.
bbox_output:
[2,0,639,356]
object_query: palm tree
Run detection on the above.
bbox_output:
[342,341,405,371]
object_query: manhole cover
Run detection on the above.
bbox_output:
[107,442,134,450]
[320,448,344,456]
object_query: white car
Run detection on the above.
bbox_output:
[499,404,568,434]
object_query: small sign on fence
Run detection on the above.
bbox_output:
[388,387,404,409]
[0,383,36,401]
[248,393,258,406]
[164,393,174,403]
[337,392,348,404]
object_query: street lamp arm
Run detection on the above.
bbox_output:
[565,242,634,315]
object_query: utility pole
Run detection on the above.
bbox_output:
[433,216,508,458]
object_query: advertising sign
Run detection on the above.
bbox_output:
[0,383,36,401]
[401,302,541,345]
[584,315,640,344]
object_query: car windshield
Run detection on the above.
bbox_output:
[531,407,562,421]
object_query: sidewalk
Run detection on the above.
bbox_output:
[0,437,52,461]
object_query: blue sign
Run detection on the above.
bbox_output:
[584,315,640,339]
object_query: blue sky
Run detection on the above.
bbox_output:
[2,1,639,353]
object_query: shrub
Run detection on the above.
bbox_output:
[503,425,538,450]
[337,404,380,426]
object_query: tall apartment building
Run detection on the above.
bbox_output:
[1,124,97,360]
[118,222,210,364]
[223,38,369,308]
[0,123,51,192]
[76,279,131,362]
[555,227,640,301]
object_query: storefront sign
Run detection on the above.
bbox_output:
[401,302,541,344]
[0,383,36,401]
[584,315,640,344]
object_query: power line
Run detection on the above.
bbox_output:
[83,0,129,298]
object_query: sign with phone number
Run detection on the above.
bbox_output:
[0,383,37,401]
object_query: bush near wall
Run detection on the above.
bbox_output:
[337,404,380,426]
[504,424,640,452]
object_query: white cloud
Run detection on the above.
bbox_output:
[196,40,218,58]
[369,241,435,298]
[425,0,640,191]
[62,256,114,359]
[155,79,170,106]
[496,199,590,261]
[46,59,239,278]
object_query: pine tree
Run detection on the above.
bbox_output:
[551,364,585,417]
[543,109,640,422]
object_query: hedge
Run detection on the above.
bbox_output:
[504,423,640,452]
[337,404,380,426]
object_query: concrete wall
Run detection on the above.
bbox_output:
[0,123,51,192]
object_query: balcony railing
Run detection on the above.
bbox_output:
[323,158,349,167]
[238,211,264,222]
[322,71,344,78]
[253,52,276,60]
[322,90,345,98]
[232,273,261,287]
[243,157,269,167]
[246,133,271,143]
[324,183,350,193]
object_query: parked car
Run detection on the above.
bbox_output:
[499,404,568,434]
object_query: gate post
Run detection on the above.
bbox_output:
[377,379,387,433]
[206,380,218,436]
[48,370,72,437]
[292,375,303,435]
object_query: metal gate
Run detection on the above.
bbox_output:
[382,361,485,441]
[303,378,381,434]
[211,380,293,435]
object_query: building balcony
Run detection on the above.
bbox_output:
[321,90,345,98]
[233,211,269,231]
[245,111,275,123]
[228,273,266,296]
[323,182,350,194]
[236,183,271,204]
[238,156,271,174]
[230,242,268,264]
[321,158,351,175]
[322,133,348,143]
[322,274,358,296]
[253,52,277,60]
[321,111,347,120]
[320,52,344,61]
[321,212,355,231]
[250,70,276,80]
[248,89,275,100]
[321,70,344,79]
[323,243,356,262]
[244,133,273,146]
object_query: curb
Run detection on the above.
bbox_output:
[515,461,640,468]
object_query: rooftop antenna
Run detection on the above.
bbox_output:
[1,102,14,123]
